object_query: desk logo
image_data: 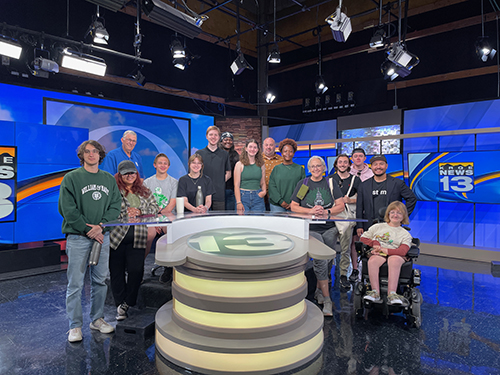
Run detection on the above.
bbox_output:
[188,228,294,257]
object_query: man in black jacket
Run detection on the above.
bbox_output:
[356,155,417,236]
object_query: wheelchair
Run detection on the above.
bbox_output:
[352,233,422,328]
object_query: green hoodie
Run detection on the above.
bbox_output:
[58,167,121,235]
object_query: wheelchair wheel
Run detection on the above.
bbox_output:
[408,288,422,328]
[353,282,364,318]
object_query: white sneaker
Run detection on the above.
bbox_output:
[323,300,333,316]
[68,327,83,342]
[89,318,115,334]
[116,302,129,321]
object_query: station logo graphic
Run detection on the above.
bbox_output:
[188,228,294,257]
[0,146,17,223]
[439,162,474,193]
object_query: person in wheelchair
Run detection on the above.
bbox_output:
[360,201,412,305]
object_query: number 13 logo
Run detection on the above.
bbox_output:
[440,176,474,192]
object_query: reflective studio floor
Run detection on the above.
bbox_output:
[0,251,499,375]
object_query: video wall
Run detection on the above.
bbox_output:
[0,82,214,244]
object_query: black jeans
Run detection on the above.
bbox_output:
[109,227,145,307]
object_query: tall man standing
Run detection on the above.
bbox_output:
[59,140,122,342]
[262,137,283,211]
[356,155,417,237]
[196,126,231,211]
[101,130,144,178]
[350,148,373,181]
[220,132,239,211]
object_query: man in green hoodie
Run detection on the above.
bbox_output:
[59,140,121,343]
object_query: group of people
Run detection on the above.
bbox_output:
[59,127,418,343]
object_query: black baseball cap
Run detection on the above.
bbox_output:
[352,148,366,156]
[370,155,387,163]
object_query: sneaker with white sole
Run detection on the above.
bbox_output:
[68,327,83,342]
[387,292,403,305]
[323,299,333,316]
[363,290,381,303]
[340,275,351,290]
[314,289,325,305]
[349,269,359,283]
[116,302,129,321]
[89,318,114,334]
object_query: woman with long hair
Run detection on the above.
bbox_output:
[234,139,266,212]
[110,160,159,321]
[177,154,215,213]
[268,138,305,212]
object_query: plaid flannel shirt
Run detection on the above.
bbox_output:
[110,190,159,250]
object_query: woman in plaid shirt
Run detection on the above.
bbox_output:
[109,160,159,321]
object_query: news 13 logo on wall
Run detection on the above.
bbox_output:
[0,146,17,222]
[408,151,500,204]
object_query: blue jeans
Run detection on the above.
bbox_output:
[225,189,236,211]
[270,204,288,213]
[66,233,110,329]
[240,189,265,212]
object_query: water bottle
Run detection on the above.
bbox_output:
[195,186,204,207]
[89,240,102,266]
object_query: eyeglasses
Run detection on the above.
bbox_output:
[389,211,403,216]
[123,138,137,144]
[310,165,323,170]
[84,149,99,154]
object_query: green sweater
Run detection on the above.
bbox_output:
[58,167,122,235]
[268,163,306,206]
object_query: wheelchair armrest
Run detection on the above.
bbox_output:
[407,245,420,259]
[355,241,370,258]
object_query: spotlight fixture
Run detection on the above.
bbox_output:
[315,76,328,94]
[380,59,410,81]
[387,42,419,71]
[476,36,497,62]
[267,44,281,64]
[90,19,109,45]
[0,34,22,59]
[231,52,253,75]
[60,48,107,76]
[325,0,352,43]
[128,65,146,85]
[170,38,185,59]
[173,57,187,70]
[264,88,276,104]
[142,0,204,39]
[370,28,386,48]
[30,48,59,78]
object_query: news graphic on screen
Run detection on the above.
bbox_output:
[0,146,16,223]
[408,151,500,204]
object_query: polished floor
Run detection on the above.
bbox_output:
[0,252,499,375]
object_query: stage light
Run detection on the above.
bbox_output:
[370,28,386,48]
[381,42,419,80]
[128,65,146,85]
[85,0,128,12]
[170,38,185,59]
[60,48,107,76]
[142,0,204,39]
[230,52,253,75]
[476,36,497,62]
[315,76,328,94]
[90,19,109,45]
[325,1,351,43]
[0,35,22,59]
[173,57,186,70]
[264,88,276,103]
[267,44,280,64]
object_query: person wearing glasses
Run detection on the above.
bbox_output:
[350,148,373,182]
[109,160,160,321]
[59,140,122,342]
[361,201,413,305]
[290,156,345,317]
[101,130,145,178]
[328,154,361,290]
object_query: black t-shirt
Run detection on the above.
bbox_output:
[372,179,388,220]
[224,148,240,190]
[196,147,231,203]
[177,174,216,212]
[291,177,342,231]
[329,174,360,197]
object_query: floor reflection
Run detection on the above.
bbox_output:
[0,254,499,374]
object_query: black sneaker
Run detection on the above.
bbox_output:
[340,275,350,290]
[349,269,359,283]
[116,302,129,321]
[159,267,173,284]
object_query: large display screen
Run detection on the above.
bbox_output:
[408,151,500,204]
